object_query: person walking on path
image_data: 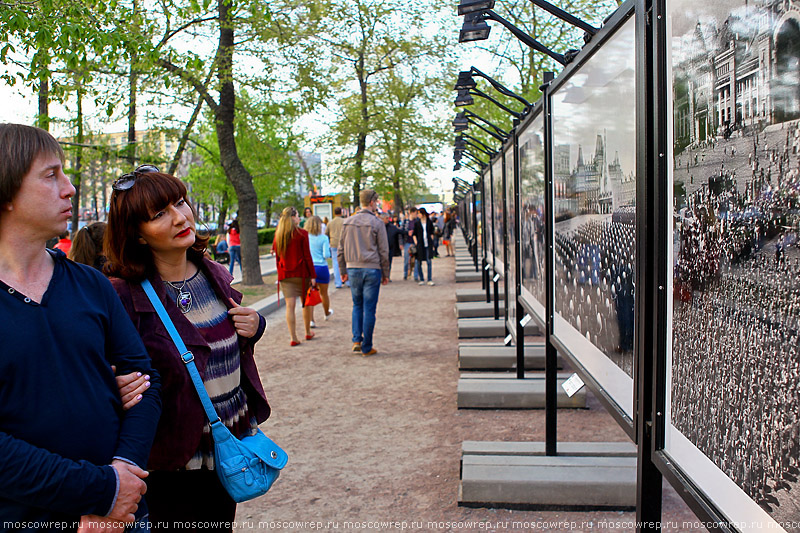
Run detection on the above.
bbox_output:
[273,206,317,346]
[403,207,418,281]
[105,168,271,530]
[442,210,456,257]
[413,207,436,286]
[338,189,389,356]
[306,215,333,325]
[383,214,402,281]
[326,206,346,288]
[0,123,161,531]
[227,217,242,275]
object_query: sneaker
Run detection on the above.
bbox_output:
[352,342,362,352]
[310,321,316,328]
[418,281,425,285]
[325,308,333,321]
[427,281,435,286]
[362,348,378,357]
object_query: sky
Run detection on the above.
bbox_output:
[0,2,621,198]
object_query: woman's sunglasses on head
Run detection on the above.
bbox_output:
[112,165,160,191]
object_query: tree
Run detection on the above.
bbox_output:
[121,0,327,284]
[316,0,453,206]
[370,69,453,213]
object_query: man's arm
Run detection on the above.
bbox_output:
[337,227,348,281]
[376,221,390,281]
[0,430,119,516]
[103,281,162,469]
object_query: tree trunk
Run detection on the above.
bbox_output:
[215,0,262,285]
[37,75,49,131]
[393,175,403,214]
[216,190,228,235]
[169,93,204,175]
[127,70,137,165]
[352,52,368,207]
[264,198,273,230]
[70,91,84,239]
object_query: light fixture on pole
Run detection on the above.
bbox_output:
[455,87,522,119]
[458,0,598,46]
[458,9,568,65]
[457,133,497,156]
[453,110,509,141]
[455,67,532,108]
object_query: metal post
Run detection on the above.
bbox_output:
[501,137,510,342]
[542,70,558,456]
[490,162,500,320]
[513,121,525,379]
[636,0,662,527]
[472,184,479,271]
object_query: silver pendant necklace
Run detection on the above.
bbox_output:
[164,273,192,313]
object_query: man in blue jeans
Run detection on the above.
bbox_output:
[337,189,390,356]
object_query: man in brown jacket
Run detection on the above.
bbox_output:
[337,189,390,356]
[326,206,346,288]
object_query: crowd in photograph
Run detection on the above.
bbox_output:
[552,213,636,376]
[671,127,800,513]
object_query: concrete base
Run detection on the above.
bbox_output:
[455,271,483,283]
[459,441,636,510]
[455,301,505,318]
[457,318,539,338]
[458,343,563,371]
[456,288,504,303]
[457,373,586,409]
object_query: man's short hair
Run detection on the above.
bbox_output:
[360,189,378,207]
[409,206,417,213]
[334,206,342,215]
[0,124,64,207]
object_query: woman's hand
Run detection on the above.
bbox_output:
[110,366,150,411]
[228,298,261,338]
[311,278,317,288]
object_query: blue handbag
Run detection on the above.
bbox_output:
[141,279,288,503]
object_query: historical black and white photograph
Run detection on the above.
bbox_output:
[550,18,637,378]
[492,159,506,271]
[505,149,518,329]
[668,0,800,526]
[519,116,547,313]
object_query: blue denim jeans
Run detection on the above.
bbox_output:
[415,247,432,282]
[348,268,382,353]
[331,247,343,287]
[228,245,242,274]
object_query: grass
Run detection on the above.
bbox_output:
[232,273,279,307]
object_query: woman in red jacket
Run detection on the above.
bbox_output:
[272,206,316,346]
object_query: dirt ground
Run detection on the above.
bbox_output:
[236,243,709,533]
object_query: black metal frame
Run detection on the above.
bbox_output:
[645,0,758,529]
[518,0,638,440]
[454,0,780,527]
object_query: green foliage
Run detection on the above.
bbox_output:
[318,0,456,205]
[258,227,277,246]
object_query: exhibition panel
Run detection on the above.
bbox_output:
[518,112,547,324]
[661,0,800,530]
[549,15,638,419]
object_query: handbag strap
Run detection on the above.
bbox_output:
[141,279,221,424]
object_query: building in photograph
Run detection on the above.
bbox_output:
[673,0,800,148]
